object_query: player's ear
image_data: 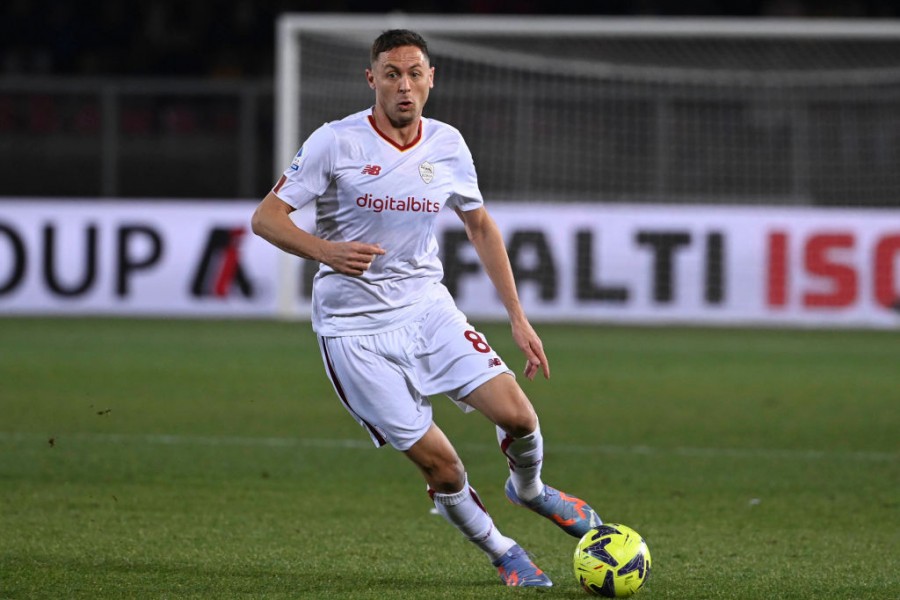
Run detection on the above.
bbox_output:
[429,66,435,88]
[366,68,376,90]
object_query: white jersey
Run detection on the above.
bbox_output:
[272,108,484,336]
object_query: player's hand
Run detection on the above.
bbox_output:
[511,319,550,381]
[321,241,385,276]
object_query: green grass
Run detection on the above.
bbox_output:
[1,318,898,599]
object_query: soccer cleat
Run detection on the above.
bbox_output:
[492,544,553,587]
[505,477,602,538]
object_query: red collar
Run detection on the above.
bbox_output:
[368,115,422,151]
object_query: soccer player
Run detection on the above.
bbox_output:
[251,29,601,588]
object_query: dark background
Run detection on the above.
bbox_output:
[2,2,898,201]
[2,1,897,79]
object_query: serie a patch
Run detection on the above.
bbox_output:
[290,147,304,170]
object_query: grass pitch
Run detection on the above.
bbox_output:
[1,318,898,599]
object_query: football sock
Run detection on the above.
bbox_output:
[431,475,516,561]
[497,423,545,502]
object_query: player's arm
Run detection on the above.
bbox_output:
[251,192,384,276]
[455,206,550,380]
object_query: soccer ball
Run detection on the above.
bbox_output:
[574,524,651,597]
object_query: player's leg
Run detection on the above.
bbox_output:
[319,330,549,587]
[463,374,603,538]
[459,374,544,497]
[404,423,551,587]
[410,295,602,539]
[402,419,465,493]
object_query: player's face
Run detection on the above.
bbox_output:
[367,45,434,129]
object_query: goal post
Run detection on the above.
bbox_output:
[272,14,900,324]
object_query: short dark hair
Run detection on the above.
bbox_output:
[370,29,430,65]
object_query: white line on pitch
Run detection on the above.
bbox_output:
[0,432,895,462]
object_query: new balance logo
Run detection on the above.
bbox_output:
[361,164,381,175]
[488,358,502,368]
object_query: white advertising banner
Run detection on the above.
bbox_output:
[428,203,900,328]
[0,200,279,317]
[1,200,899,328]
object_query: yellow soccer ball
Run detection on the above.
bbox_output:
[574,524,651,597]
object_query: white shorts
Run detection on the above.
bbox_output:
[317,296,514,451]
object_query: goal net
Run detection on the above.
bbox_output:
[276,15,900,208]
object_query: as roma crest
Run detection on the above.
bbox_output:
[418,161,434,184]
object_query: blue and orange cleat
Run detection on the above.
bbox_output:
[492,544,553,587]
[505,477,602,538]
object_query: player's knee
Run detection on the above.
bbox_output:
[497,402,538,439]
[504,417,537,439]
[473,379,539,437]
[427,457,466,493]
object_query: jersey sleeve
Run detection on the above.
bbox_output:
[445,136,484,212]
[271,124,336,210]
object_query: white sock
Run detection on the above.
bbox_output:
[497,423,545,502]
[431,475,516,561]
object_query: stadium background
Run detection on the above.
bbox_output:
[2,1,899,200]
